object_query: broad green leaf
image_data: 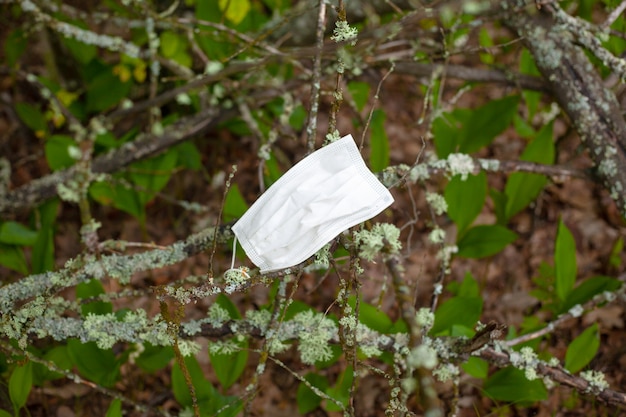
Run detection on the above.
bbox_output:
[5,29,28,67]
[490,189,508,225]
[160,31,181,57]
[218,0,251,24]
[135,344,174,372]
[347,81,371,112]
[297,373,329,414]
[565,323,599,373]
[0,410,12,417]
[289,105,307,130]
[457,273,480,298]
[456,225,517,258]
[129,150,179,202]
[432,110,468,158]
[458,96,519,154]
[15,102,47,137]
[431,296,482,336]
[609,237,623,269]
[106,398,123,417]
[176,142,202,170]
[76,279,113,316]
[9,361,33,411]
[31,199,59,274]
[172,355,215,406]
[32,346,71,384]
[462,357,488,378]
[86,69,132,113]
[223,184,249,222]
[0,243,28,274]
[0,221,38,245]
[369,109,390,171]
[210,341,248,389]
[45,135,78,171]
[561,276,621,313]
[210,295,248,389]
[504,122,555,220]
[67,339,120,387]
[445,172,486,236]
[348,296,393,333]
[484,366,547,402]
[555,220,577,302]
[325,365,354,412]
[89,180,144,221]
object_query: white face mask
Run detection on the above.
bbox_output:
[231,134,394,273]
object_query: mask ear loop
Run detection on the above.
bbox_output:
[225,236,250,279]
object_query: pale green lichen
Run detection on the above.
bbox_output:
[245,309,271,332]
[223,267,250,294]
[433,363,460,382]
[447,153,475,180]
[425,192,448,215]
[292,310,337,365]
[354,223,402,261]
[407,344,438,369]
[581,370,609,393]
[415,308,435,331]
[208,339,240,355]
[330,20,358,45]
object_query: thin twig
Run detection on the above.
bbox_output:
[305,0,327,152]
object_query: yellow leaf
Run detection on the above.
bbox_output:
[218,0,250,25]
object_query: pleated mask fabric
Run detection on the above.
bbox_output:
[231,134,394,273]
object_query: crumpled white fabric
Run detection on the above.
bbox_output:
[232,134,394,273]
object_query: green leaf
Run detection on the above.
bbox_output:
[0,221,38,246]
[129,150,179,201]
[347,81,370,112]
[89,180,144,221]
[105,398,123,417]
[519,49,541,119]
[32,346,71,384]
[86,68,132,113]
[223,184,249,222]
[462,357,488,378]
[32,199,58,274]
[218,0,251,24]
[172,355,214,406]
[76,279,113,316]
[561,276,621,313]
[484,366,547,402]
[5,29,28,67]
[9,361,33,411]
[348,296,393,334]
[160,31,181,57]
[431,296,482,336]
[0,243,28,274]
[176,142,202,170]
[369,109,390,171]
[67,339,120,387]
[456,225,517,258]
[297,373,329,414]
[210,343,248,389]
[15,102,47,137]
[555,220,577,301]
[565,323,599,373]
[45,135,78,171]
[325,365,354,412]
[0,410,12,417]
[504,122,554,220]
[289,105,307,130]
[458,96,519,154]
[445,172,486,236]
[135,343,174,372]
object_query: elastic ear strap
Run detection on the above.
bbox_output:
[230,236,238,270]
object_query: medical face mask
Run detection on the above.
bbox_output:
[231,134,394,273]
